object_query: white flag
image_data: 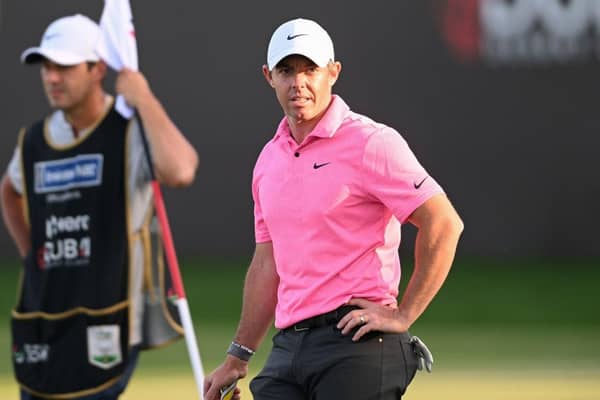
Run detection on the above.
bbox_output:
[97,0,138,118]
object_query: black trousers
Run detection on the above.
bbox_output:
[250,313,419,400]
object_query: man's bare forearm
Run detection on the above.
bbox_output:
[399,194,464,328]
[233,242,279,351]
[134,93,198,186]
[115,69,198,187]
[0,174,30,257]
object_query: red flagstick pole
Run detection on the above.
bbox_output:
[136,112,205,399]
[150,181,186,298]
[98,0,204,397]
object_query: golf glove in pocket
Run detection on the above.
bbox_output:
[410,335,434,373]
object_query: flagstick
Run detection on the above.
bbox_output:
[136,111,205,399]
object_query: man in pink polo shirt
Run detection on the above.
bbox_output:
[204,18,463,400]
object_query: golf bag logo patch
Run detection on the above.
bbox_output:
[34,154,103,194]
[87,325,122,369]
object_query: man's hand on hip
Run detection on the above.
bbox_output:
[336,298,410,341]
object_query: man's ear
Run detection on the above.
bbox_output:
[92,61,108,81]
[262,64,275,88]
[328,61,342,86]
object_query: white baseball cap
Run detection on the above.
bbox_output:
[21,14,101,65]
[267,18,335,70]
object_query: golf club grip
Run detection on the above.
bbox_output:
[220,380,238,400]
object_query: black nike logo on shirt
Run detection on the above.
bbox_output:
[313,162,331,169]
[287,33,308,40]
[414,176,428,189]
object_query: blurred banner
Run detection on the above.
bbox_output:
[436,0,600,65]
[0,0,598,258]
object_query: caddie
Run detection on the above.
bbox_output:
[0,14,198,399]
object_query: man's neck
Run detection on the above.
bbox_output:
[287,97,333,144]
[64,90,107,132]
[288,118,319,145]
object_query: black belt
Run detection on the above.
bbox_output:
[286,305,359,332]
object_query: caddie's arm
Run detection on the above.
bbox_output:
[397,193,463,328]
[0,174,30,258]
[115,68,198,187]
[203,242,279,400]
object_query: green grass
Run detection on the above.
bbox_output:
[0,257,599,399]
[414,258,600,327]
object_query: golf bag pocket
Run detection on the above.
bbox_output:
[11,307,130,398]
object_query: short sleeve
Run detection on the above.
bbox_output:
[362,128,444,223]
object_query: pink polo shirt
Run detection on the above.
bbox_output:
[252,95,444,328]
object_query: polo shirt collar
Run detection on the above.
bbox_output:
[274,95,350,141]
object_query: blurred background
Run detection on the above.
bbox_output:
[0,0,598,399]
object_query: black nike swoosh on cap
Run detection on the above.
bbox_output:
[287,33,308,40]
[43,33,61,41]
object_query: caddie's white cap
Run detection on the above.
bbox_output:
[21,14,101,65]
[267,18,334,70]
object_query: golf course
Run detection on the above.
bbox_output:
[0,258,598,399]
